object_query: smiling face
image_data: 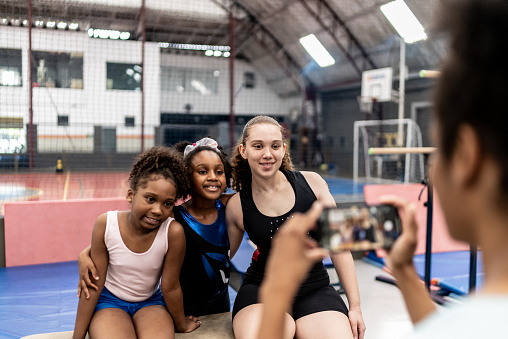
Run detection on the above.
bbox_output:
[240,123,286,179]
[127,176,177,232]
[190,150,227,200]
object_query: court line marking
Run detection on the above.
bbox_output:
[63,171,70,201]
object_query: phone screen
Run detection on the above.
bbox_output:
[317,203,401,253]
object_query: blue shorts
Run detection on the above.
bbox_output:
[95,286,166,317]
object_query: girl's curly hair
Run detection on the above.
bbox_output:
[128,146,191,200]
[173,140,232,189]
[231,115,293,191]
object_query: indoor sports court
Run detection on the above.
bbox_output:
[0,0,484,338]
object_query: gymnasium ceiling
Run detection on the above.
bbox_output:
[1,0,447,97]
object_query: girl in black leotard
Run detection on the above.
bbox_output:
[226,115,366,339]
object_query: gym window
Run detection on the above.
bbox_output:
[31,51,84,89]
[0,48,22,87]
[161,66,218,95]
[106,62,142,91]
[57,115,69,126]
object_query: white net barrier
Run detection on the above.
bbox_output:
[353,119,426,184]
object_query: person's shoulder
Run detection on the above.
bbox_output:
[300,171,327,187]
[167,219,185,237]
[91,212,113,241]
[96,212,109,222]
[225,192,243,220]
[413,296,508,338]
[227,192,241,206]
[300,170,322,179]
[219,192,235,206]
[94,212,111,229]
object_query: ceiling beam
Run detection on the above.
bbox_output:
[296,0,377,76]
[211,0,313,94]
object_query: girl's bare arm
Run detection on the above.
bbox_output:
[73,214,109,339]
[160,220,200,333]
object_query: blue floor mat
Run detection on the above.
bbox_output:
[365,250,484,295]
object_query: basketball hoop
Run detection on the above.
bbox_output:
[357,96,377,114]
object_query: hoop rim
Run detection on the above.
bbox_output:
[357,96,378,113]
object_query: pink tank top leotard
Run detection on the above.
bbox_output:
[104,210,172,302]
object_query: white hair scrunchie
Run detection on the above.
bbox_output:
[183,137,220,158]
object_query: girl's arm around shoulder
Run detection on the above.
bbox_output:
[160,220,200,333]
[301,171,336,208]
[73,213,109,339]
[225,193,245,259]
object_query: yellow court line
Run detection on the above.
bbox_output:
[63,171,70,201]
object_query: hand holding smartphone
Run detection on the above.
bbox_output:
[317,203,401,253]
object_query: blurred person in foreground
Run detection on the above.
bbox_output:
[257,0,508,338]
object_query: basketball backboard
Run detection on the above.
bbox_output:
[361,67,393,102]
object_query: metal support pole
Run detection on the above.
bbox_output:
[28,0,34,168]
[469,245,477,294]
[398,38,406,146]
[140,0,146,152]
[424,178,433,291]
[229,12,235,151]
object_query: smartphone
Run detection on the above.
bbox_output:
[317,203,401,253]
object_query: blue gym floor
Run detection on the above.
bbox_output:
[365,250,485,295]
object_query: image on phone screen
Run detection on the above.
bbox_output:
[317,204,401,253]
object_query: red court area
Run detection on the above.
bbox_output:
[0,171,129,215]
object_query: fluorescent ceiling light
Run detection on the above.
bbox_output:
[119,32,130,40]
[191,80,211,95]
[299,34,335,67]
[380,0,427,43]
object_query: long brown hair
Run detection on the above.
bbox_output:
[231,115,293,191]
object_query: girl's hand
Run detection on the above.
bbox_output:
[77,249,99,299]
[348,306,366,339]
[178,315,201,333]
[378,195,419,273]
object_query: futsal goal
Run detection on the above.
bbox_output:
[353,119,427,184]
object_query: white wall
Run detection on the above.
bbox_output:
[0,26,300,153]
[160,53,301,117]
[0,26,159,152]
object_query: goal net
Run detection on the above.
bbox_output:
[353,119,426,184]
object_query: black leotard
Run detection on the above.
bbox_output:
[232,170,348,320]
